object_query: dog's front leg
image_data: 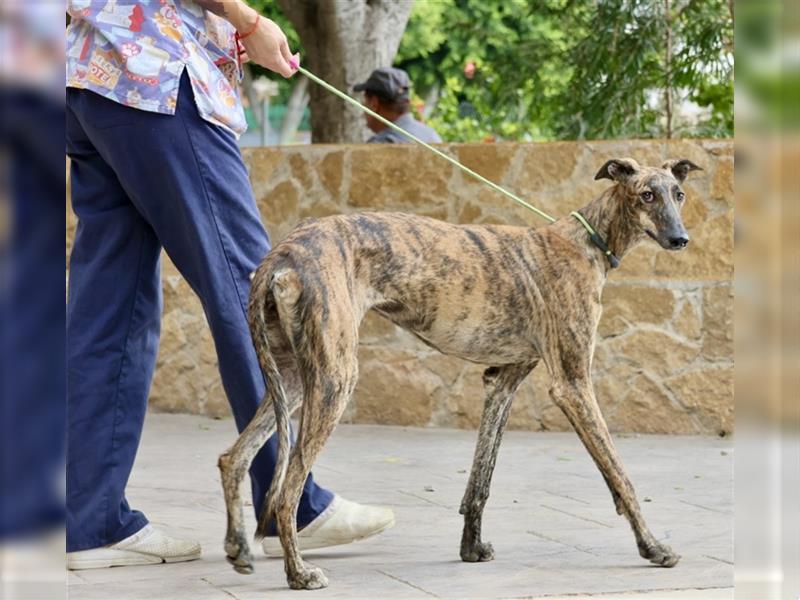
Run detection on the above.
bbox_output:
[460,362,536,562]
[549,375,680,567]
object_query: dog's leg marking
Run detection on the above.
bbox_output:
[549,374,680,568]
[460,362,536,562]
[277,370,356,590]
[218,397,272,575]
[218,391,303,574]
[274,277,360,590]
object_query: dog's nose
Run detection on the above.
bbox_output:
[668,235,690,249]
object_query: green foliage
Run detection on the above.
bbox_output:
[397,0,733,141]
[673,0,734,137]
[398,0,573,141]
[246,0,302,106]
[395,0,451,68]
[247,0,300,49]
[734,1,797,131]
[245,0,732,141]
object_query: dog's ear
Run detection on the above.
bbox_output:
[594,158,640,183]
[662,159,703,183]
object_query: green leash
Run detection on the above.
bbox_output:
[295,65,619,268]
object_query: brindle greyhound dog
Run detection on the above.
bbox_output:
[217,157,701,590]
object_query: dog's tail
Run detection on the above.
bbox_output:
[250,266,297,542]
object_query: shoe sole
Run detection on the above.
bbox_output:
[67,551,201,570]
[262,515,396,557]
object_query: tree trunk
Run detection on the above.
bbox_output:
[277,0,414,143]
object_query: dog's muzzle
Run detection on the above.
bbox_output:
[646,229,689,251]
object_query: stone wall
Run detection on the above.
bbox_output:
[67,140,734,434]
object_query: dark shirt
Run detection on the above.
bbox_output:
[367,113,442,144]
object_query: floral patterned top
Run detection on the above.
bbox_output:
[66,0,247,136]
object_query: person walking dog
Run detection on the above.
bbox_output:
[66,0,393,569]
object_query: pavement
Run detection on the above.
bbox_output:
[67,413,733,600]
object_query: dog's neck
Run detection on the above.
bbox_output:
[557,185,644,273]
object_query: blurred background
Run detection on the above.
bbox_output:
[240,0,733,145]
[1,1,66,599]
[732,2,799,599]
[2,1,799,599]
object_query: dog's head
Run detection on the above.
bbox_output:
[595,157,702,251]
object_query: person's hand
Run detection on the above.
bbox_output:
[236,11,295,78]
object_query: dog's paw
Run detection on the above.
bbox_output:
[640,541,680,568]
[288,566,329,590]
[461,541,495,563]
[226,552,254,575]
[225,535,254,574]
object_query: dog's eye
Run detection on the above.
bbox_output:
[676,191,685,202]
[641,191,654,202]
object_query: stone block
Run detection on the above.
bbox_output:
[702,284,733,360]
[655,213,733,278]
[665,367,734,435]
[673,298,703,341]
[609,330,699,377]
[598,285,676,337]
[347,146,451,210]
[352,346,440,426]
[456,143,516,186]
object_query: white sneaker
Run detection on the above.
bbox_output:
[261,495,395,556]
[66,525,201,570]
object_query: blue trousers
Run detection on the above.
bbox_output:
[66,73,333,552]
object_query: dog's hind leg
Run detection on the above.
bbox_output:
[277,372,357,589]
[460,361,536,562]
[219,312,304,574]
[549,372,680,568]
[218,395,279,574]
[275,300,360,590]
[218,387,302,574]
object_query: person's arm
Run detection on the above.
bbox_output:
[193,0,295,77]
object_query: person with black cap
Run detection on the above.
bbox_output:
[354,67,442,144]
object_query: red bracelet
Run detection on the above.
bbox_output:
[236,13,260,41]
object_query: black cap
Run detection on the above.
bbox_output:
[353,67,410,101]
